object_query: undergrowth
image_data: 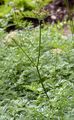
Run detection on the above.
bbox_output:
[0,23,74,119]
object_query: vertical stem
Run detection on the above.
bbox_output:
[12,21,49,99]
[36,66,49,99]
[70,20,74,38]
[65,0,70,10]
[36,20,49,99]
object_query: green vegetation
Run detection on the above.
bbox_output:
[0,0,52,29]
[0,22,74,119]
[0,0,74,120]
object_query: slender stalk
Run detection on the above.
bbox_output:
[36,20,49,99]
[12,22,49,99]
[12,38,36,67]
[70,20,74,39]
[36,66,49,99]
[65,0,70,11]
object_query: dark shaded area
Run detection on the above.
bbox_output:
[22,17,40,27]
[5,25,16,33]
[5,20,16,32]
[0,0,4,5]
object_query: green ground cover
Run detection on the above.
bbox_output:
[0,23,74,119]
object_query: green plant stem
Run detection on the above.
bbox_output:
[36,66,49,99]
[12,38,36,67]
[36,20,49,99]
[12,22,49,99]
[70,20,74,38]
[65,0,70,10]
